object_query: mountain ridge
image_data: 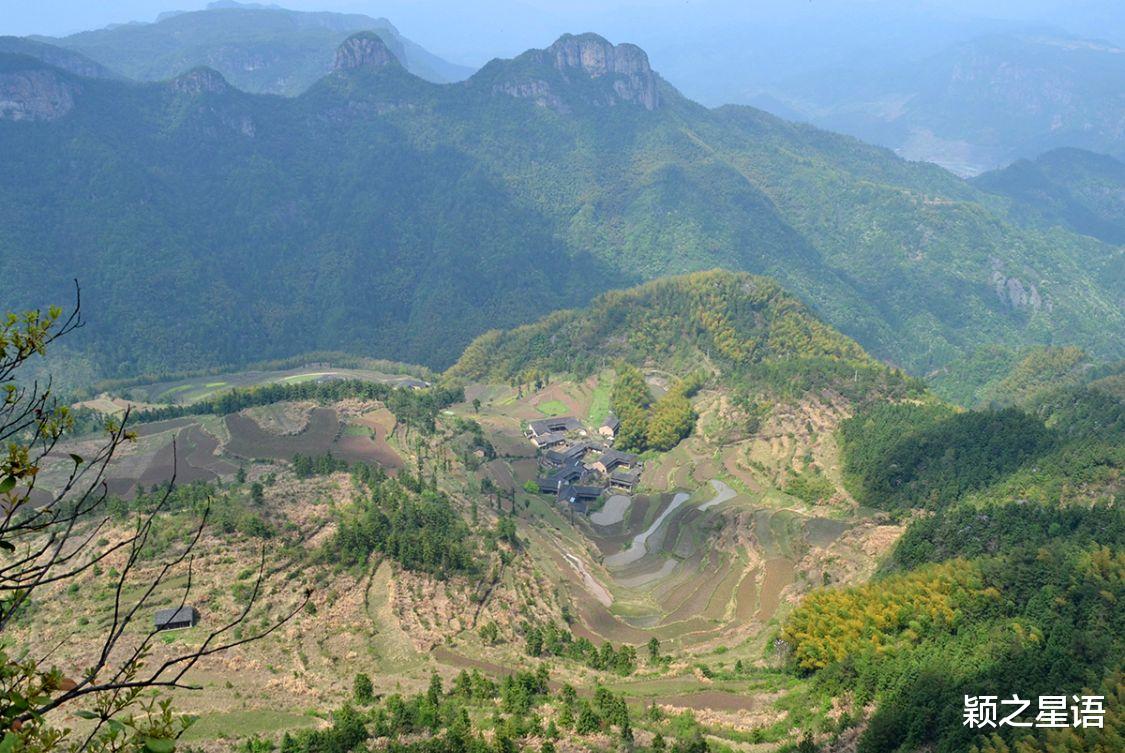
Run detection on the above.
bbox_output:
[31,4,473,94]
[0,32,1121,379]
[973,147,1125,244]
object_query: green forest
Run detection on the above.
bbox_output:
[782,364,1124,752]
[451,271,923,404]
[610,364,696,453]
[1,35,1122,386]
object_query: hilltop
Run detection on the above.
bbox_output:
[31,2,472,92]
[973,147,1125,245]
[450,270,920,401]
[0,32,1121,379]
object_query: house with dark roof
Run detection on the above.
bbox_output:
[609,469,641,491]
[590,448,638,474]
[542,449,569,467]
[528,416,583,438]
[557,484,603,512]
[532,431,567,449]
[537,458,589,492]
[154,606,199,631]
[561,442,595,462]
[599,413,620,440]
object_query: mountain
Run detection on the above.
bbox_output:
[0,32,1122,379]
[973,147,1125,244]
[0,36,121,80]
[757,33,1125,175]
[16,254,1121,753]
[450,270,920,401]
[34,2,473,94]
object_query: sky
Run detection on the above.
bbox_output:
[4,0,1122,64]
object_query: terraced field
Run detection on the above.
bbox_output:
[540,479,836,651]
[458,375,888,661]
[40,401,406,499]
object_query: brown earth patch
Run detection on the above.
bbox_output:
[225,408,340,460]
[756,558,795,622]
[334,434,403,470]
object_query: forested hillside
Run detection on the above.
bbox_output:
[973,147,1125,245]
[450,270,921,402]
[782,361,1123,752]
[0,32,1121,379]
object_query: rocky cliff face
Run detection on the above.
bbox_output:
[990,259,1050,313]
[547,34,658,109]
[491,33,660,112]
[333,32,401,72]
[0,68,77,121]
[171,66,231,95]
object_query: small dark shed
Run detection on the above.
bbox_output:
[154,606,200,631]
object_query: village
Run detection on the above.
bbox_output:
[527,413,643,513]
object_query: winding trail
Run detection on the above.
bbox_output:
[605,492,691,568]
[698,479,736,511]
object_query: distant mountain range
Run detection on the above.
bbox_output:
[27,2,473,94]
[973,147,1125,245]
[750,33,1125,175]
[0,31,1121,380]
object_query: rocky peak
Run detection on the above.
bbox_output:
[489,33,661,112]
[171,66,230,95]
[548,33,658,110]
[333,32,401,72]
[548,33,651,79]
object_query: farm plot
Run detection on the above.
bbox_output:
[224,408,340,460]
[334,422,402,470]
[138,424,235,490]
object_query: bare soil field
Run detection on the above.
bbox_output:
[225,408,340,460]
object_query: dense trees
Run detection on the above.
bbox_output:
[841,377,1123,515]
[326,465,477,577]
[783,538,1123,753]
[277,664,659,753]
[609,363,696,453]
[782,561,992,672]
[790,373,1124,753]
[523,623,638,675]
[134,380,463,436]
[646,388,696,452]
[839,403,1056,511]
[452,272,889,389]
[892,501,1124,570]
[292,452,349,478]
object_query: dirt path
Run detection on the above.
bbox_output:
[563,551,613,607]
[698,479,736,511]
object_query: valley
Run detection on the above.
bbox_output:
[21,378,896,751]
[3,271,1120,753]
[0,5,1122,753]
[15,276,914,750]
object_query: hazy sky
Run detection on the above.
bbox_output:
[3,0,1121,66]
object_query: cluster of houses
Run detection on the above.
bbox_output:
[528,414,642,513]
